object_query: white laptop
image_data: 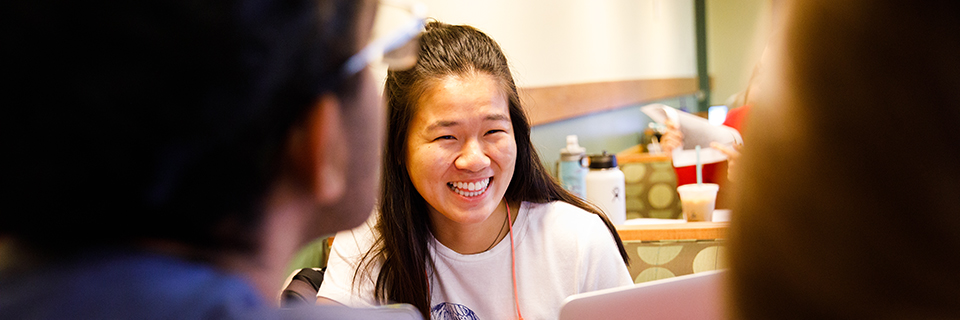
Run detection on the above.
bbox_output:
[558,270,727,320]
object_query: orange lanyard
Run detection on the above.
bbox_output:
[506,203,524,320]
[425,203,524,320]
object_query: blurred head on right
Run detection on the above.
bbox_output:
[729,0,960,318]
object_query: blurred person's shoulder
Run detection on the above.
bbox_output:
[0,249,275,320]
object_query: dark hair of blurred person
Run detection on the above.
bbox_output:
[1,0,395,318]
[728,0,960,318]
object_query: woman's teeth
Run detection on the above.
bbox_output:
[449,178,491,197]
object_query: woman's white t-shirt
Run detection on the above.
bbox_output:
[318,201,633,320]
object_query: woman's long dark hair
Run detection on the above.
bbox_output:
[360,21,628,318]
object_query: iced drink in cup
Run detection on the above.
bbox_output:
[677,183,719,222]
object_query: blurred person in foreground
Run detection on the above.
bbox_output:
[1,0,422,318]
[728,0,960,318]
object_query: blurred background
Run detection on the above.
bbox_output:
[373,0,778,174]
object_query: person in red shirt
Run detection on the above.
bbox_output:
[662,87,754,207]
[710,58,762,181]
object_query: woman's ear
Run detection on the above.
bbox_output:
[287,93,348,205]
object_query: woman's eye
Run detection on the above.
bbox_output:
[486,129,506,135]
[433,135,455,141]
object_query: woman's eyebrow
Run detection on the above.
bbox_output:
[425,114,509,131]
[426,120,458,131]
[484,114,510,122]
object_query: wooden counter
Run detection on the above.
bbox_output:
[616,221,728,242]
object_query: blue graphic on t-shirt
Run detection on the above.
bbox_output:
[431,302,480,320]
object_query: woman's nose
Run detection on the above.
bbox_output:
[454,139,490,172]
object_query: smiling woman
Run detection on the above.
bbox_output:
[406,73,517,239]
[317,21,632,320]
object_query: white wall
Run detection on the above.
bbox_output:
[706,0,774,106]
[376,0,698,88]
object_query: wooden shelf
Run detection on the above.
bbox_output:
[518,77,701,126]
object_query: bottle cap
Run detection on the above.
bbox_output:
[588,151,618,169]
[560,135,586,160]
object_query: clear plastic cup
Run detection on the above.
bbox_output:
[676,183,719,222]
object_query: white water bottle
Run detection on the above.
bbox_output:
[585,151,626,225]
